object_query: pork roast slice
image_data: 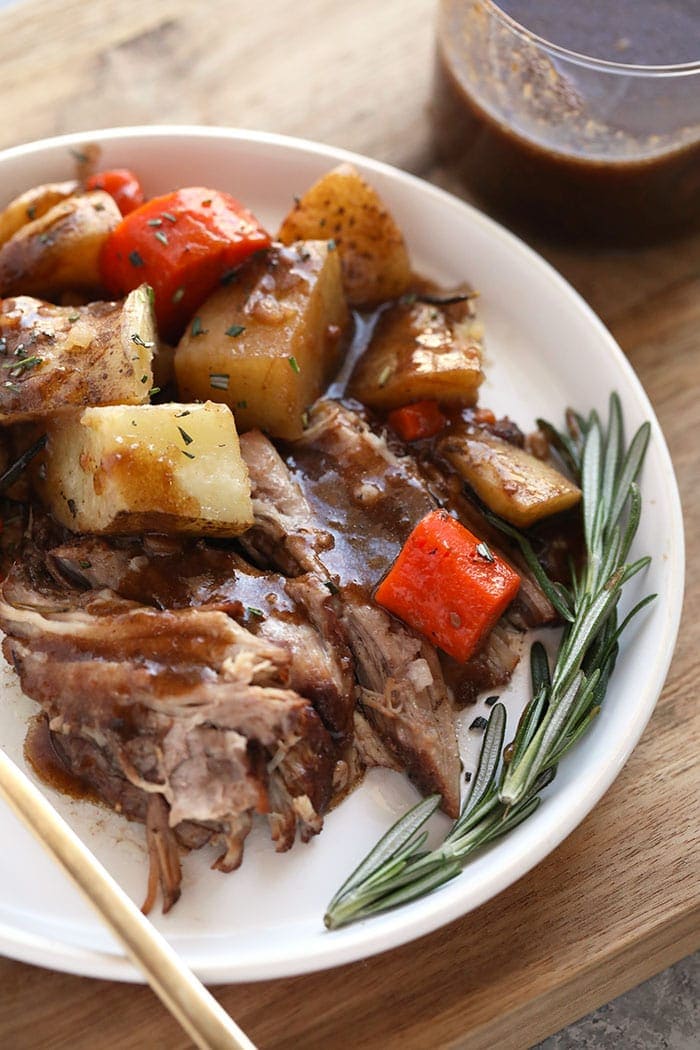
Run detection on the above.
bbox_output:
[47,534,356,744]
[240,406,462,816]
[0,549,336,910]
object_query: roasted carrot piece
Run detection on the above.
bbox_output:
[374,509,520,662]
[85,169,145,215]
[100,187,271,342]
[387,400,446,441]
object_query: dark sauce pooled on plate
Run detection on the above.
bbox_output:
[434,0,700,242]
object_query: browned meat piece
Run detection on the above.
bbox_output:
[443,622,523,708]
[240,406,462,816]
[284,399,435,588]
[339,589,460,815]
[238,428,333,578]
[352,711,402,772]
[144,794,183,914]
[0,547,336,910]
[48,534,356,745]
[283,574,356,744]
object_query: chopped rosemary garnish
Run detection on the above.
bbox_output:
[209,373,230,390]
[246,606,264,619]
[323,579,340,595]
[469,716,489,732]
[147,218,163,227]
[181,449,195,460]
[154,230,169,247]
[377,364,393,387]
[68,313,80,323]
[0,434,47,494]
[129,250,144,267]
[236,399,248,409]
[172,287,185,303]
[327,238,336,251]
[79,560,92,570]
[161,211,177,223]
[325,393,653,930]
[226,324,245,338]
[177,425,193,445]
[191,317,206,337]
[3,355,42,376]
[149,387,161,397]
[288,355,301,374]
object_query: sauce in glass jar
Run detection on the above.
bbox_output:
[434,0,700,243]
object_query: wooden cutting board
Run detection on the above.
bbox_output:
[0,2,697,1047]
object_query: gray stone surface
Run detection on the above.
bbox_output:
[536,952,699,1049]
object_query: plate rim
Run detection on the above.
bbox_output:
[0,124,685,983]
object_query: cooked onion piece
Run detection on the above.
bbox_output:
[438,428,582,527]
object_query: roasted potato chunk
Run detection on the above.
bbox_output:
[37,402,253,536]
[0,286,156,424]
[175,241,348,440]
[0,190,120,298]
[277,164,412,307]
[0,180,80,248]
[438,427,582,528]
[348,297,483,411]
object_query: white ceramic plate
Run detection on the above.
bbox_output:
[0,127,684,983]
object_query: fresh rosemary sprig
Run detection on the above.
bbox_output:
[325,393,653,930]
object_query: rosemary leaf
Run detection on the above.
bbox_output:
[325,393,654,930]
[326,794,441,910]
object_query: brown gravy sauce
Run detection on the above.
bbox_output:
[434,0,700,242]
[25,713,102,803]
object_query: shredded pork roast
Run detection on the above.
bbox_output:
[0,401,563,910]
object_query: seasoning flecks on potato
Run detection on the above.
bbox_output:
[277,163,412,307]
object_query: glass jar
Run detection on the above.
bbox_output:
[433,0,700,243]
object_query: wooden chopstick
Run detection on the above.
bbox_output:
[0,747,257,1050]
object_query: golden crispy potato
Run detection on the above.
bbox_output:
[438,428,582,528]
[348,297,483,411]
[175,241,348,440]
[0,286,156,424]
[0,190,120,298]
[277,164,412,307]
[37,402,253,536]
[0,181,79,249]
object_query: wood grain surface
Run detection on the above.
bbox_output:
[0,2,698,1048]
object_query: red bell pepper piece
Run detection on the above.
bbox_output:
[388,400,446,442]
[85,169,145,215]
[100,187,271,342]
[375,509,520,663]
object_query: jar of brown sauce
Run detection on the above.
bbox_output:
[434,0,700,243]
